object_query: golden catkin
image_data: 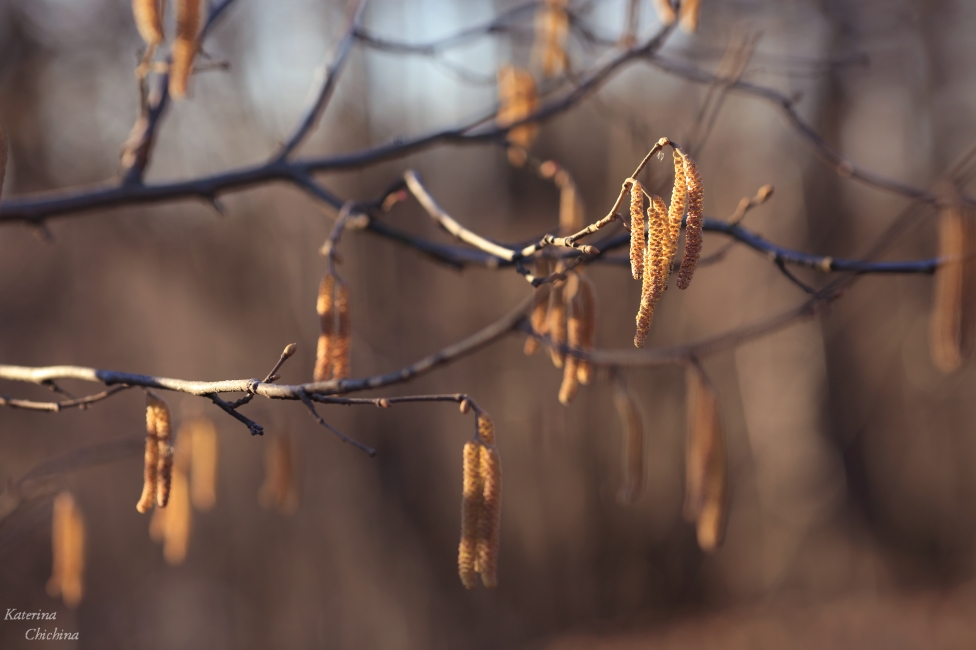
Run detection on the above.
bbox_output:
[677,151,704,290]
[132,0,164,46]
[458,441,483,589]
[575,273,597,385]
[332,281,351,380]
[496,66,539,166]
[477,445,502,588]
[629,181,646,280]
[931,204,965,371]
[556,169,585,234]
[136,397,162,513]
[524,260,553,355]
[547,278,569,367]
[666,150,688,274]
[652,0,676,25]
[683,366,728,552]
[150,468,192,565]
[634,196,668,347]
[47,492,85,608]
[314,274,336,382]
[169,0,202,99]
[0,119,7,201]
[559,274,582,405]
[534,0,569,78]
[614,383,644,503]
[147,394,173,508]
[477,411,496,446]
[259,435,299,514]
[187,417,218,511]
[679,0,702,33]
[648,194,671,304]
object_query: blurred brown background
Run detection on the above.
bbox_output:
[3,0,976,648]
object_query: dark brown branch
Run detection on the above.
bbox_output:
[298,390,376,456]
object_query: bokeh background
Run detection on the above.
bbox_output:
[3,0,976,647]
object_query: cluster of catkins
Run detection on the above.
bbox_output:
[132,0,202,98]
[458,408,502,589]
[631,146,704,347]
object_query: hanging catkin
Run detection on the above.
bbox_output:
[314,273,336,382]
[132,0,164,46]
[629,180,646,280]
[559,274,582,405]
[556,168,585,234]
[333,280,351,380]
[496,66,539,166]
[477,445,502,588]
[533,0,569,78]
[170,0,202,99]
[614,380,644,503]
[547,276,569,367]
[575,273,597,385]
[136,396,162,513]
[678,0,702,33]
[259,434,299,514]
[677,151,704,290]
[47,492,85,608]
[458,440,483,589]
[930,200,976,373]
[634,196,668,347]
[147,394,174,508]
[652,0,676,25]
[180,416,218,511]
[665,150,688,276]
[524,259,553,355]
[683,365,728,552]
[149,468,192,565]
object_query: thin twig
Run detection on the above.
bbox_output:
[299,390,376,456]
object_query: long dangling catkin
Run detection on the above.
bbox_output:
[629,181,646,280]
[652,0,676,25]
[648,194,672,303]
[458,440,483,589]
[332,280,351,380]
[136,397,161,514]
[169,0,202,99]
[524,259,553,355]
[533,0,569,78]
[556,168,585,235]
[132,0,164,46]
[259,434,299,514]
[678,0,702,33]
[665,149,688,276]
[0,115,7,201]
[634,196,668,347]
[614,381,644,503]
[677,151,704,290]
[497,66,539,167]
[147,394,174,508]
[477,445,502,588]
[683,365,728,552]
[547,276,569,367]
[559,274,582,405]
[187,417,218,511]
[575,273,597,385]
[314,273,336,382]
[931,202,966,372]
[150,468,192,565]
[47,492,85,608]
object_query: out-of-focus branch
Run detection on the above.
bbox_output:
[120,0,240,185]
[275,0,370,160]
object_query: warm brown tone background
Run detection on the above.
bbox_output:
[3,0,976,648]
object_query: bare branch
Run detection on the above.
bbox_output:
[275,0,370,160]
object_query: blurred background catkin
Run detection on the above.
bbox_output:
[3,0,976,648]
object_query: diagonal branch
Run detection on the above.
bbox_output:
[275,0,370,160]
